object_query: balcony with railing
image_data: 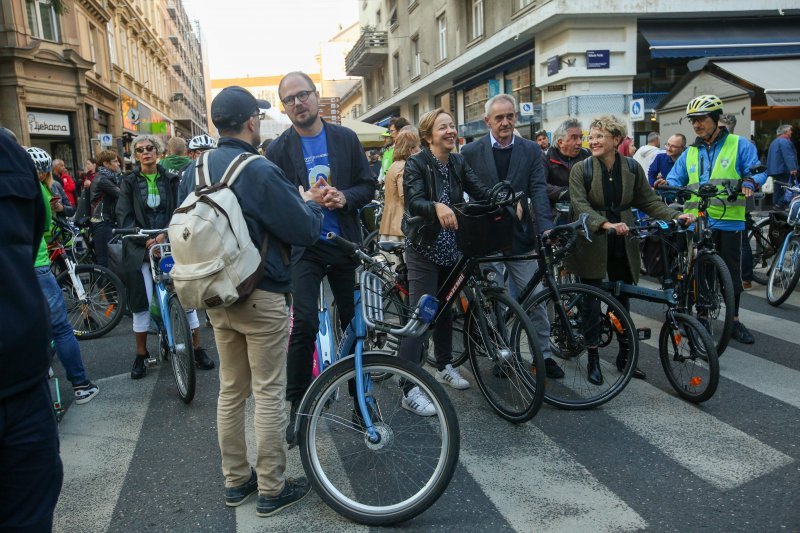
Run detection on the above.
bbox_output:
[345,31,389,77]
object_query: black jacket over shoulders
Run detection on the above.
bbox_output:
[266,120,375,245]
[403,149,491,244]
[461,134,554,251]
[0,132,49,400]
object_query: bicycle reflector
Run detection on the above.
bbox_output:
[159,256,175,273]
[418,295,438,324]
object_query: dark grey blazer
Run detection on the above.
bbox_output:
[461,134,553,252]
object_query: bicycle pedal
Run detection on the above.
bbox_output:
[637,328,651,341]
[145,357,158,368]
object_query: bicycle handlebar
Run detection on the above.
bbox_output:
[773,180,800,193]
[112,227,168,238]
[326,232,377,265]
[545,213,591,250]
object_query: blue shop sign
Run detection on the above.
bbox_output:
[586,50,610,69]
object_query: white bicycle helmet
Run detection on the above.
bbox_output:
[27,146,52,173]
[188,134,217,151]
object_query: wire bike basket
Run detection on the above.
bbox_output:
[360,270,436,338]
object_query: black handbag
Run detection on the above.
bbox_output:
[452,182,516,257]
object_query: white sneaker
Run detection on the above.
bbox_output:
[402,386,436,416]
[435,364,470,390]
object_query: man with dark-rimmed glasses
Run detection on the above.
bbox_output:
[266,71,375,447]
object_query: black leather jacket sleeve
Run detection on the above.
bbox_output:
[403,154,437,222]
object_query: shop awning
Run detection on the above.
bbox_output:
[639,21,800,59]
[713,59,800,107]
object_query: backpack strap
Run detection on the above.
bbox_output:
[194,151,212,190]
[219,152,260,187]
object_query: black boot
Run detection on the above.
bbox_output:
[194,347,215,370]
[616,344,646,380]
[131,353,147,380]
[587,351,603,385]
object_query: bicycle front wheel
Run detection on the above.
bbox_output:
[168,295,195,403]
[767,235,800,307]
[56,264,126,340]
[659,312,719,403]
[298,352,459,526]
[525,283,638,410]
[688,253,734,357]
[466,289,545,423]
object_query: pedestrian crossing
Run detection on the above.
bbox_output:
[52,288,800,532]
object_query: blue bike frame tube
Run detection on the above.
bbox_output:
[351,287,380,442]
[776,233,795,273]
[157,284,175,348]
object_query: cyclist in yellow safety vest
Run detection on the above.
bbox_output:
[656,94,766,345]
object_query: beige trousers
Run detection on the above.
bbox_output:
[208,289,289,497]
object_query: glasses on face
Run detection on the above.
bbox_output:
[135,145,156,154]
[252,112,265,120]
[688,116,709,125]
[587,134,609,143]
[281,90,314,107]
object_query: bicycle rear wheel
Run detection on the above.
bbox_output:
[747,218,774,285]
[56,264,126,340]
[524,283,637,410]
[466,289,545,423]
[688,253,734,357]
[767,235,800,307]
[298,352,459,526]
[659,312,719,403]
[168,295,195,403]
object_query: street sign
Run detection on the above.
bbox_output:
[318,97,341,124]
[520,102,534,116]
[99,133,113,146]
[586,50,610,69]
[630,98,645,121]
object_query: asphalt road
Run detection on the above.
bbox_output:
[51,282,800,532]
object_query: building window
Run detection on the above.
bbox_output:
[107,21,117,65]
[131,40,139,81]
[120,28,129,72]
[470,0,484,40]
[506,65,536,107]
[388,0,398,29]
[437,14,447,62]
[464,83,489,123]
[412,103,419,125]
[378,67,386,100]
[392,53,400,91]
[26,0,60,42]
[411,35,421,78]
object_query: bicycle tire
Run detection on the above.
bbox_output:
[658,312,719,403]
[767,235,800,307]
[687,253,734,357]
[297,352,459,526]
[362,229,380,256]
[524,283,637,410]
[748,218,774,285]
[56,264,126,340]
[168,295,196,403]
[466,289,545,423]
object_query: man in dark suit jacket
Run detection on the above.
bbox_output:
[267,72,376,446]
[461,94,563,379]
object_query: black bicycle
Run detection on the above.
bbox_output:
[507,214,641,410]
[655,181,736,356]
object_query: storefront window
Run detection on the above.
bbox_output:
[464,83,489,123]
[26,0,60,42]
[505,65,537,106]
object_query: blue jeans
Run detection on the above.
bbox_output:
[35,266,88,386]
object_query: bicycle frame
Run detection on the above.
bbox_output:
[314,283,336,376]
[774,226,800,275]
[147,243,181,358]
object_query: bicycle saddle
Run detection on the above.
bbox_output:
[378,241,405,253]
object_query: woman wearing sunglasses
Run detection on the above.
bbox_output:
[117,135,215,380]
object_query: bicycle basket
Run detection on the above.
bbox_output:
[360,271,433,338]
[788,196,800,226]
[452,201,515,257]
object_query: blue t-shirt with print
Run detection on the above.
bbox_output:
[301,128,341,242]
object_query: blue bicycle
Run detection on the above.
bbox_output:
[113,228,196,403]
[292,233,460,526]
[767,180,800,306]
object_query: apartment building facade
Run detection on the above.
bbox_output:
[0,0,209,174]
[348,0,798,145]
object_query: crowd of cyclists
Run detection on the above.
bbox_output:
[2,79,797,529]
